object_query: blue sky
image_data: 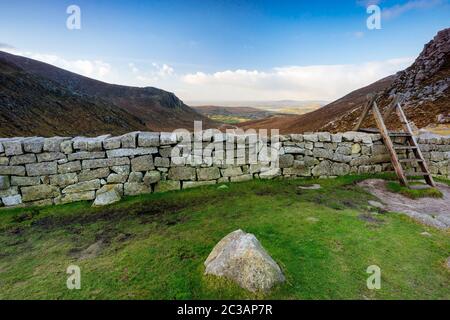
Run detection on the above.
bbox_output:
[0,0,449,102]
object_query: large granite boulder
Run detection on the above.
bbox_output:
[204,229,285,293]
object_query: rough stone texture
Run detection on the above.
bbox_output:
[50,173,78,188]
[26,162,57,176]
[21,185,60,202]
[168,167,196,181]
[143,171,161,185]
[124,182,151,196]
[221,166,243,177]
[62,179,101,194]
[78,168,110,182]
[197,167,221,181]
[131,155,154,172]
[103,136,121,150]
[279,154,294,168]
[93,185,122,207]
[160,132,177,145]
[2,194,22,206]
[106,147,157,158]
[204,230,285,293]
[107,173,128,184]
[3,140,23,156]
[23,137,44,153]
[359,179,450,229]
[55,191,96,205]
[10,154,37,165]
[0,166,26,176]
[58,161,82,174]
[44,137,68,152]
[10,176,40,187]
[37,152,66,162]
[82,157,129,170]
[259,168,281,179]
[119,132,138,148]
[0,176,10,190]
[138,132,160,147]
[68,151,105,161]
[154,157,170,167]
[0,186,19,198]
[1,131,448,208]
[0,157,8,166]
[128,172,143,183]
[154,180,180,193]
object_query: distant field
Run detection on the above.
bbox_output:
[194,103,323,124]
[267,106,322,115]
[424,124,450,136]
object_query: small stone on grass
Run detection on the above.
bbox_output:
[298,184,321,190]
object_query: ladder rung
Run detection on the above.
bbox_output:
[399,159,423,163]
[389,132,411,137]
[387,171,430,176]
[359,128,379,133]
[359,128,411,137]
[394,145,417,150]
[406,172,430,177]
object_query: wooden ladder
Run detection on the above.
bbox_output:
[354,94,436,187]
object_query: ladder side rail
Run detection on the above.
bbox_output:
[354,94,377,131]
[395,103,436,187]
[382,95,401,122]
[372,102,409,186]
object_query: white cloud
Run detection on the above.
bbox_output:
[382,0,444,19]
[2,47,112,81]
[180,57,414,101]
[152,63,174,77]
[0,46,414,102]
[357,0,382,7]
[128,62,139,74]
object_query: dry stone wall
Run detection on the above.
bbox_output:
[0,131,449,208]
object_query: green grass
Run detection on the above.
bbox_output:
[386,181,444,199]
[0,175,449,300]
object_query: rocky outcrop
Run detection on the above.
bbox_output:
[388,29,450,104]
[204,230,285,293]
[0,131,449,208]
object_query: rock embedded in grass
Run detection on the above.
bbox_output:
[368,200,385,209]
[93,189,121,207]
[298,184,321,190]
[204,229,285,293]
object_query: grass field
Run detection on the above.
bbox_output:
[0,175,449,300]
[386,181,444,199]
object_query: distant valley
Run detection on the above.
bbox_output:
[191,100,326,124]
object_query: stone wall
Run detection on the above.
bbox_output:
[0,131,449,208]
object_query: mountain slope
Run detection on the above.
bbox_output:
[239,28,450,134]
[0,51,218,134]
[0,59,146,137]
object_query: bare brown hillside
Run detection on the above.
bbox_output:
[0,59,146,137]
[0,51,219,136]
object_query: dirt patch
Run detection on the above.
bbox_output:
[29,196,206,232]
[358,179,450,229]
[358,213,383,224]
[70,240,104,260]
[254,188,278,196]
